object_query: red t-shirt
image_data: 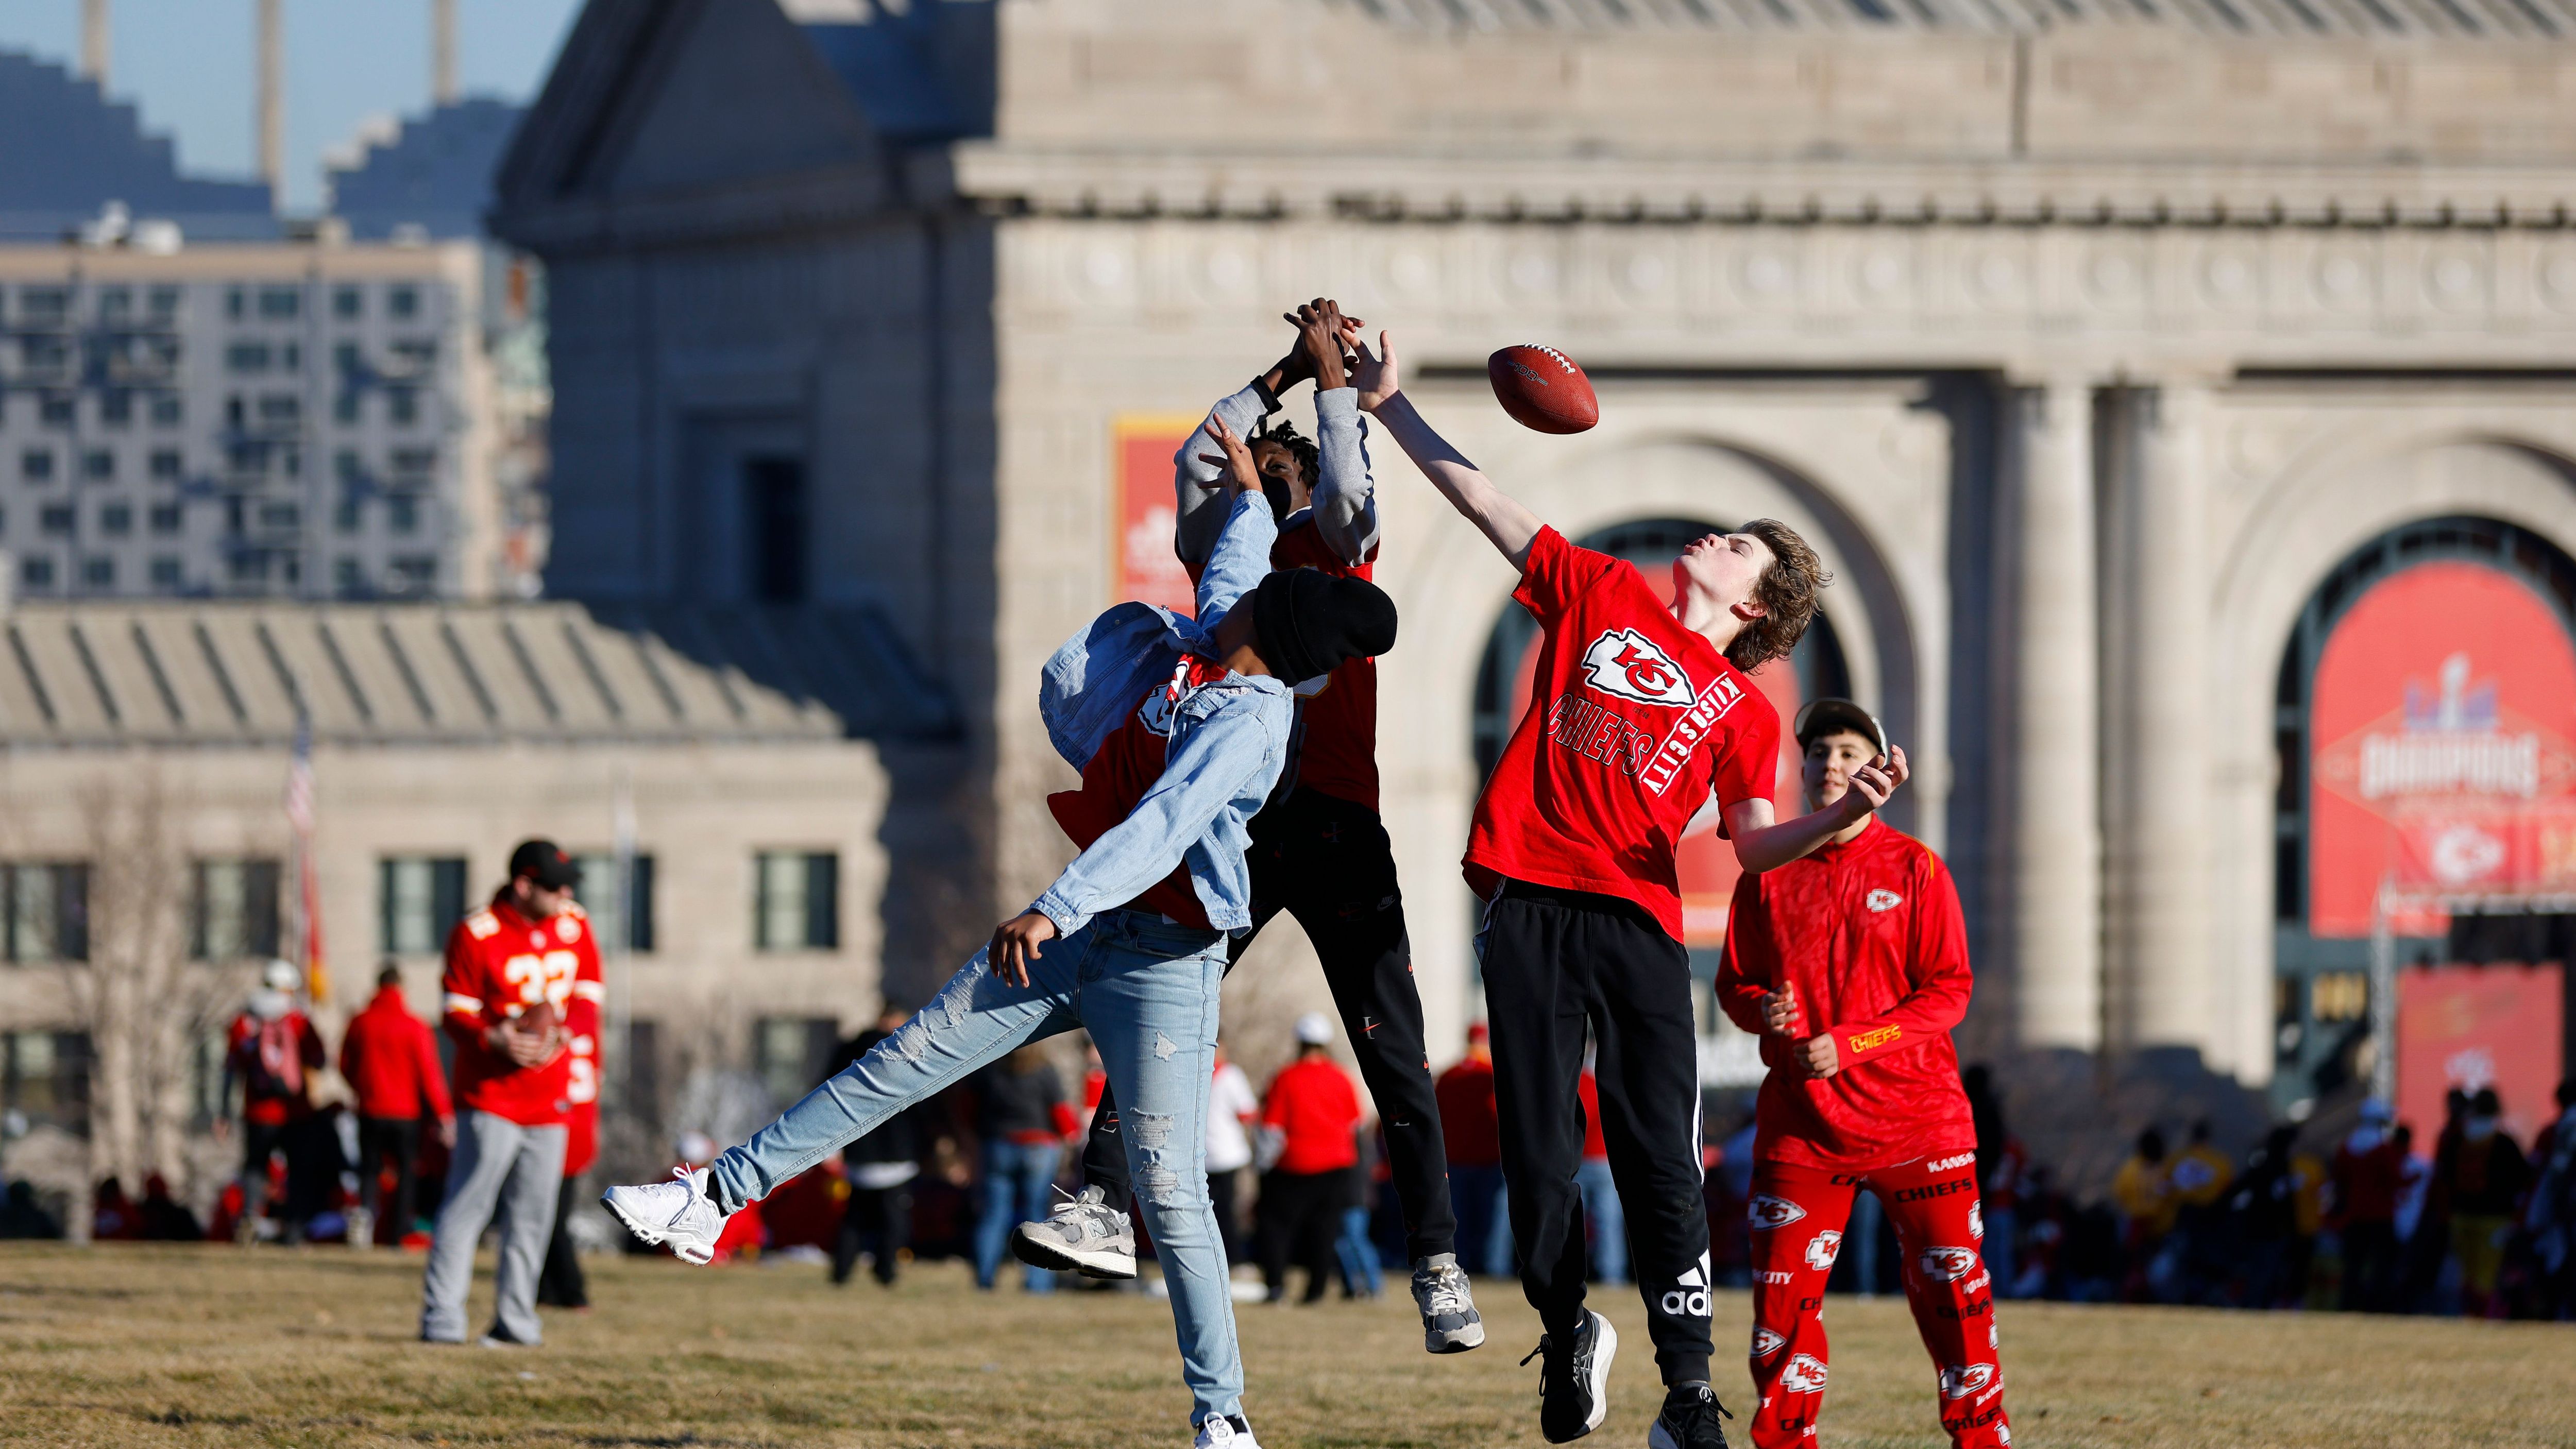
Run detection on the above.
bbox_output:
[1715,819,1976,1170]
[1436,1055,1501,1168]
[1578,1070,1608,1161]
[1263,1056,1362,1175]
[1185,517,1383,812]
[1464,526,1781,941]
[442,895,607,1128]
[1045,655,1233,929]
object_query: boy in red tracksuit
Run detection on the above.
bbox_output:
[340,962,455,1245]
[1718,700,2008,1449]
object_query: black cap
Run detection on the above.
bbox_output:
[1251,567,1398,685]
[507,839,581,890]
[1792,697,1888,758]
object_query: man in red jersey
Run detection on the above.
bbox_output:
[1717,700,2007,1449]
[420,840,604,1347]
[1365,333,1901,1449]
[1031,301,1483,1355]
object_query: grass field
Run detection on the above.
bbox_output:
[2,1244,2573,1448]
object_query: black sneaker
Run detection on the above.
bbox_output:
[1648,1383,1733,1449]
[1520,1309,1617,1443]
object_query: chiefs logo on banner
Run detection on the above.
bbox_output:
[1112,417,1201,617]
[2309,560,2576,936]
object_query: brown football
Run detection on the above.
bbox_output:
[1487,344,1599,435]
[510,1000,560,1036]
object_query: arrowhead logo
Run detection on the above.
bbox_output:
[1580,629,1698,707]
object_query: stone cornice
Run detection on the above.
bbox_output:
[953,145,2576,229]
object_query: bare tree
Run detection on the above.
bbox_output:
[48,766,246,1198]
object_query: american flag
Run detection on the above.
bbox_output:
[286,718,326,1001]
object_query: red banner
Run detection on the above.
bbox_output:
[1112,417,1199,616]
[2308,560,2576,935]
[2397,962,2564,1145]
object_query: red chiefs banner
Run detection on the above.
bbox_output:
[2397,962,2564,1145]
[1112,417,1200,616]
[2308,560,2576,936]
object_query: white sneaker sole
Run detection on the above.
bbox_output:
[1009,1224,1139,1280]
[1547,1311,1615,1443]
[1426,1316,1486,1353]
[601,1188,716,1266]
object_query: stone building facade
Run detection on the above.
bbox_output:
[493,0,2576,1112]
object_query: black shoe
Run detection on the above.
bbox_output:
[1648,1383,1733,1449]
[1520,1309,1617,1443]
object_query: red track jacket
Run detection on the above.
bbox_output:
[339,984,454,1122]
[1717,817,1976,1170]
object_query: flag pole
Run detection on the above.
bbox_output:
[2368,877,2396,1105]
[286,715,326,1003]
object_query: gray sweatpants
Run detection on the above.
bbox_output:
[420,1110,566,1344]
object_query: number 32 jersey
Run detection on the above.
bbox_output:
[442,895,606,1127]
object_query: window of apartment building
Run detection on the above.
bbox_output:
[19,556,54,590]
[745,456,808,603]
[148,503,181,534]
[38,504,72,536]
[225,286,245,320]
[332,391,361,425]
[98,503,131,537]
[258,501,300,531]
[97,286,131,322]
[146,286,180,321]
[18,287,67,325]
[226,340,270,373]
[225,396,245,430]
[258,287,300,320]
[279,552,301,588]
[149,393,181,426]
[3,1031,91,1129]
[388,555,435,591]
[387,492,419,534]
[224,498,245,535]
[2,863,90,962]
[148,556,181,590]
[100,391,131,427]
[753,851,837,951]
[80,556,112,589]
[334,450,365,484]
[379,856,467,956]
[753,1017,840,1107]
[387,388,420,427]
[258,395,300,428]
[190,859,281,961]
[280,445,301,480]
[21,450,53,483]
[388,284,420,320]
[332,285,362,320]
[80,450,112,482]
[38,394,73,427]
[573,853,656,954]
[149,449,182,481]
[391,338,437,372]
[389,447,437,480]
[333,496,361,535]
[333,557,364,594]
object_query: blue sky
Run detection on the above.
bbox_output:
[0,0,584,212]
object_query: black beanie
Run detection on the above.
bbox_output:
[1251,568,1397,684]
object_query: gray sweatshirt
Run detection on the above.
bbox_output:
[1172,381,1380,573]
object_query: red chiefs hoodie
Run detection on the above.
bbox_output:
[1716,817,1976,1169]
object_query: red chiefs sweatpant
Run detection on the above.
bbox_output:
[1744,1153,2011,1449]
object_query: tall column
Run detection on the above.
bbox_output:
[257,0,283,206]
[80,0,108,84]
[431,0,458,105]
[2112,380,2215,1053]
[2013,377,2104,1050]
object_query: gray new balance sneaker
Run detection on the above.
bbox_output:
[1411,1253,1487,1353]
[1009,1184,1137,1280]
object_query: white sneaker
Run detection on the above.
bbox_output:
[1194,1413,1260,1448]
[601,1167,724,1265]
[1411,1253,1487,1353]
[1010,1184,1138,1280]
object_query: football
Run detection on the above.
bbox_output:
[1487,344,1599,434]
[507,999,560,1036]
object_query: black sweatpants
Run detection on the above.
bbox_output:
[1480,879,1711,1387]
[832,1182,913,1286]
[536,1173,587,1308]
[1258,1165,1358,1303]
[355,1116,422,1242]
[1081,787,1456,1260]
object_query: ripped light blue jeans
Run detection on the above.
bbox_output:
[708,910,1242,1427]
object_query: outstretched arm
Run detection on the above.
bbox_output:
[1355,331,1544,570]
[1295,301,1380,566]
[1723,747,1910,875]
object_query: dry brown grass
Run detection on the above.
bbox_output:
[2,1242,2572,1447]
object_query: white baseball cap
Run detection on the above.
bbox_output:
[261,959,301,992]
[1294,1012,1335,1047]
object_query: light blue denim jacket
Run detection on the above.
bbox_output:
[1030,490,1292,939]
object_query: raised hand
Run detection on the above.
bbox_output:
[1196,413,1262,496]
[1286,298,1354,393]
[1349,328,1400,414]
[1836,745,1910,823]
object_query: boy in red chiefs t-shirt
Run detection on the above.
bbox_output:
[420,839,603,1348]
[1716,700,2006,1449]
[1365,335,1904,1449]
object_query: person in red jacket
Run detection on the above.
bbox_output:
[1435,1023,1507,1278]
[1717,700,2007,1449]
[340,961,456,1247]
[222,958,326,1243]
[419,840,604,1348]
[1257,1013,1364,1303]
